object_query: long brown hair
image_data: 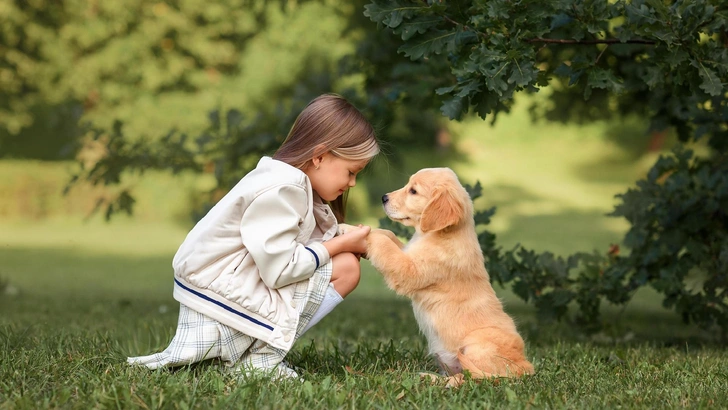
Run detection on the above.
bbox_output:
[273,94,379,222]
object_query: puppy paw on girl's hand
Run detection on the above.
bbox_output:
[365,230,390,258]
[337,224,371,256]
[372,228,398,243]
[337,223,366,236]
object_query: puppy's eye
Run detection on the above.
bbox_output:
[409,188,417,195]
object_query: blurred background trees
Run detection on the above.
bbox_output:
[1,0,453,212]
[1,0,725,334]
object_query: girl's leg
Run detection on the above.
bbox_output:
[300,252,361,334]
[127,304,227,369]
[329,252,361,297]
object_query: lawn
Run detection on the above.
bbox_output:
[1,224,726,409]
[1,97,725,409]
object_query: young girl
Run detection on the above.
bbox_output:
[128,94,379,379]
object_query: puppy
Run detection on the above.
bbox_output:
[364,168,534,387]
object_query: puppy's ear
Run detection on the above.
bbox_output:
[420,184,464,232]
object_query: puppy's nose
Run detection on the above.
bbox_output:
[382,194,389,204]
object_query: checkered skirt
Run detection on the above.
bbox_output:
[127,261,332,372]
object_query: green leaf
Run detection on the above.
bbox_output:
[398,30,456,60]
[474,91,501,120]
[663,48,689,68]
[508,59,539,87]
[440,97,465,120]
[398,28,477,60]
[641,66,662,89]
[394,16,442,41]
[586,67,623,92]
[435,85,456,95]
[455,79,482,98]
[694,62,723,96]
[464,181,483,199]
[363,1,422,29]
[512,280,531,302]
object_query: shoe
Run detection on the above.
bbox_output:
[228,361,303,382]
[271,361,302,381]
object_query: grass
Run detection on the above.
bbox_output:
[1,234,726,409]
[1,95,725,408]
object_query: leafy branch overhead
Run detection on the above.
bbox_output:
[364,0,727,148]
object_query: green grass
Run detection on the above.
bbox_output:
[1,95,725,408]
[1,232,726,409]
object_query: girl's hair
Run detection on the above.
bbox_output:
[273,93,380,222]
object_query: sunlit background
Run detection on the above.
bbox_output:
[0,0,693,319]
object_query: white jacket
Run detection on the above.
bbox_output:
[171,157,338,351]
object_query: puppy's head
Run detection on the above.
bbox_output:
[382,168,472,232]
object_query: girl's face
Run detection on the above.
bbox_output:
[306,153,369,202]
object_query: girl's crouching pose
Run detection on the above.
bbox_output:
[127,94,379,379]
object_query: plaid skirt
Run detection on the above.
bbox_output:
[127,261,332,372]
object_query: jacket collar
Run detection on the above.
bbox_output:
[260,157,338,241]
[312,192,338,241]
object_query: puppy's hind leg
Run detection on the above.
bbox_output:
[457,329,534,379]
[419,372,466,389]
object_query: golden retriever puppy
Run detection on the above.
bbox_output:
[364,168,534,387]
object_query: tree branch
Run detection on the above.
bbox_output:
[441,14,487,39]
[526,38,655,45]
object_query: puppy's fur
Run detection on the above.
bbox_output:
[364,168,534,386]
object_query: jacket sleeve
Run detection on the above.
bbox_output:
[240,184,331,289]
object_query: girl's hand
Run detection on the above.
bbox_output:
[324,225,370,256]
[342,224,371,255]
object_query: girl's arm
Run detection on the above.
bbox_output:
[240,184,329,289]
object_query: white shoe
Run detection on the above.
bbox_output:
[271,361,302,381]
[228,361,303,382]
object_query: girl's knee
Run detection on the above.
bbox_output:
[331,252,361,297]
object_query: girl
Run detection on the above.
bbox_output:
[128,94,379,379]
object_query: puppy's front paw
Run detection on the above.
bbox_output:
[373,228,399,243]
[337,223,358,236]
[365,231,382,250]
[365,230,392,263]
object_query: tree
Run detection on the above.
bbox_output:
[366,0,728,334]
[57,0,450,220]
[1,1,374,159]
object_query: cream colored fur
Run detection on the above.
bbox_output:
[356,167,534,387]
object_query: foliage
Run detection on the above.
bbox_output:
[0,0,377,156]
[3,0,451,219]
[364,0,727,146]
[343,0,454,150]
[608,147,728,331]
[68,92,314,219]
[1,0,269,135]
[366,0,728,333]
